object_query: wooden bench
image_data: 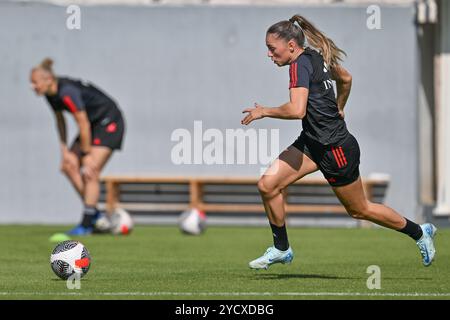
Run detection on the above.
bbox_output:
[99,176,389,219]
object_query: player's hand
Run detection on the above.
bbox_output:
[338,109,345,120]
[60,150,79,173]
[241,103,265,125]
[81,154,97,180]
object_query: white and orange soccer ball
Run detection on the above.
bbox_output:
[110,207,134,235]
[178,208,207,235]
[95,208,134,235]
[50,240,91,280]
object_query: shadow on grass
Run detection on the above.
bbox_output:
[251,274,434,281]
[51,278,91,282]
[251,273,357,280]
[383,277,433,281]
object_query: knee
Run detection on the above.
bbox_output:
[346,202,371,220]
[82,167,100,183]
[60,162,78,177]
[257,178,279,198]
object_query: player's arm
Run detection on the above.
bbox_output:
[241,87,308,124]
[54,110,68,153]
[53,110,78,174]
[266,87,308,119]
[241,59,310,125]
[331,64,352,113]
[72,110,92,155]
[60,87,91,155]
[72,110,97,180]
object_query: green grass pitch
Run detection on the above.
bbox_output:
[0,225,449,300]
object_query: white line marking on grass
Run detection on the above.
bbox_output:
[1,292,450,297]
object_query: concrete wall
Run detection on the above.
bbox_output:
[0,2,419,223]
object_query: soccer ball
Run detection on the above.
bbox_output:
[110,208,134,235]
[94,213,113,233]
[50,240,91,280]
[178,208,206,235]
[94,208,134,235]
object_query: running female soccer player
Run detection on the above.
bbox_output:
[30,58,125,235]
[241,15,436,269]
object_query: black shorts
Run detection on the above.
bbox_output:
[291,132,360,187]
[72,114,125,151]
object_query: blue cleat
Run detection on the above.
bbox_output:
[416,223,437,267]
[66,225,93,236]
[249,246,294,270]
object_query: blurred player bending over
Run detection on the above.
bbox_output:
[241,15,437,269]
[30,58,125,236]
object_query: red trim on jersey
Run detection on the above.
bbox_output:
[290,62,298,88]
[293,62,298,87]
[339,147,348,166]
[289,64,294,88]
[331,147,343,168]
[62,96,78,114]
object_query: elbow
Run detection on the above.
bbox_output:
[346,75,352,86]
[290,101,307,119]
[295,109,306,119]
[340,74,352,86]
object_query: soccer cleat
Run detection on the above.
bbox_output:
[416,223,437,267]
[66,225,93,236]
[92,210,101,223]
[249,246,294,270]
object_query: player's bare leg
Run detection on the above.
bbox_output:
[332,177,406,229]
[67,146,113,235]
[60,147,84,198]
[82,146,112,207]
[249,146,318,269]
[333,178,437,266]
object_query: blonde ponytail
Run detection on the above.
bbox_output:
[40,57,54,71]
[32,57,55,77]
[289,15,346,67]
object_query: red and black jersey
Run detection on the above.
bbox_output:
[45,77,122,125]
[289,47,348,145]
